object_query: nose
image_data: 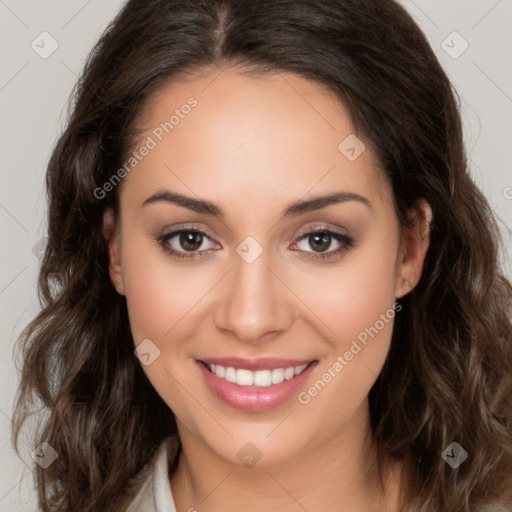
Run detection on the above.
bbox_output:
[213,248,294,345]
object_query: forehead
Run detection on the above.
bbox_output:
[121,67,392,214]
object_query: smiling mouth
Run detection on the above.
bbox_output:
[199,361,314,387]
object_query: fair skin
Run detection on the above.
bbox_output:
[105,67,432,512]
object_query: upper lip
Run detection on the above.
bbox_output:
[199,357,316,371]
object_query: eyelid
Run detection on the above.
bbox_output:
[294,222,349,239]
[160,222,217,237]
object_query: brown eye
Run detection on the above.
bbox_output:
[179,231,204,251]
[292,229,355,261]
[157,229,219,260]
[308,232,332,252]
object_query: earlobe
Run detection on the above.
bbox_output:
[103,208,125,296]
[395,199,433,298]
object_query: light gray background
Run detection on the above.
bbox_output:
[1,1,511,509]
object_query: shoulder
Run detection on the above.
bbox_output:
[125,437,179,512]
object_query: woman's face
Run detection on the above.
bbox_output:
[107,68,429,467]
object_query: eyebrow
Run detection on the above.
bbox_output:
[141,190,372,217]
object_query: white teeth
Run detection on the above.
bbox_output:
[254,370,272,387]
[236,369,253,386]
[295,364,308,375]
[271,368,285,384]
[207,363,309,387]
[224,367,236,383]
[284,367,295,380]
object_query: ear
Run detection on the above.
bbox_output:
[103,208,125,296]
[395,199,433,298]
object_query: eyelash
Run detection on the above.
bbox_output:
[156,225,355,262]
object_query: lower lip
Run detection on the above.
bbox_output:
[196,361,317,412]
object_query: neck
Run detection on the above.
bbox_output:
[169,401,406,512]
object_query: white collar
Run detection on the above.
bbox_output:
[127,438,177,512]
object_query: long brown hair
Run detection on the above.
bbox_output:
[12,0,512,510]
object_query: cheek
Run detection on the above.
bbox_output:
[292,262,399,436]
[120,236,212,343]
[295,227,399,350]
[119,237,207,417]
[294,228,399,402]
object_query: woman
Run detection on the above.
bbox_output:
[11,0,512,511]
